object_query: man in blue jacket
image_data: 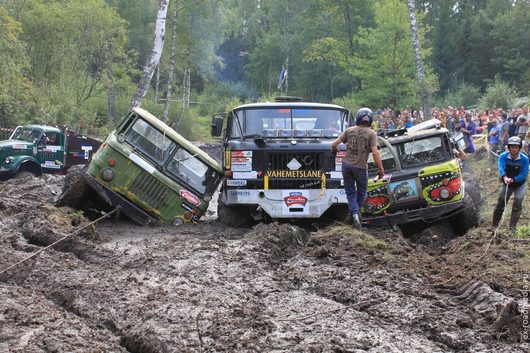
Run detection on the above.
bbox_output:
[492,136,529,230]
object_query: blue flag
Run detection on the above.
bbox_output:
[278,65,287,89]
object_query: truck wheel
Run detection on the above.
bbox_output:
[56,165,89,208]
[451,193,479,236]
[14,171,37,179]
[463,173,482,208]
[217,200,252,228]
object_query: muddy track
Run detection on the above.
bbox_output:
[0,163,529,352]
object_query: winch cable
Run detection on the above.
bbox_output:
[0,208,119,276]
[436,185,508,286]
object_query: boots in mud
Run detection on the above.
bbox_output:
[351,213,362,230]
[492,207,504,228]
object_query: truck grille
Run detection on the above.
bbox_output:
[268,152,321,170]
[267,152,322,190]
[129,172,169,210]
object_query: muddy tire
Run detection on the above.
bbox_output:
[14,171,37,179]
[451,193,479,236]
[217,200,252,228]
[56,165,89,208]
[463,173,482,208]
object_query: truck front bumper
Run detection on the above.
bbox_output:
[83,173,158,226]
[362,201,463,227]
[221,188,348,219]
[0,167,16,181]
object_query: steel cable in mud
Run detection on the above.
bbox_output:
[436,185,508,286]
[0,208,119,276]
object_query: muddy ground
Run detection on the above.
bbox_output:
[0,150,529,352]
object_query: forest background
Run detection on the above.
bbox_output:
[0,0,529,140]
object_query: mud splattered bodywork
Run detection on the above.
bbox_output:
[363,125,478,230]
[82,107,223,225]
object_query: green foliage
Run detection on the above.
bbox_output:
[0,6,38,127]
[350,0,423,109]
[515,224,530,238]
[435,82,481,109]
[478,77,518,110]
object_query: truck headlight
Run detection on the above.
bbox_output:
[101,168,114,181]
[4,156,14,164]
[439,187,452,200]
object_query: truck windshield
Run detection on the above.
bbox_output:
[11,127,43,142]
[125,118,176,165]
[399,136,445,167]
[229,108,347,139]
[166,147,218,194]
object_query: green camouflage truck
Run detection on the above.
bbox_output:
[59,107,223,226]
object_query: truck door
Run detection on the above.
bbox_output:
[37,132,65,171]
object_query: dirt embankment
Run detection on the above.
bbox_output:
[0,152,529,352]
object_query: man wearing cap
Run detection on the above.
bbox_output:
[492,136,529,230]
[459,111,477,153]
[331,108,384,229]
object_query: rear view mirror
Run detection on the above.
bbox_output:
[211,115,224,137]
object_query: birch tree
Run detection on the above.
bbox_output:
[129,0,169,110]
[407,0,430,119]
[162,0,179,122]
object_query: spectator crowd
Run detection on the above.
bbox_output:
[371,105,530,154]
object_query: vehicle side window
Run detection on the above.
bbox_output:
[44,133,60,146]
[367,146,396,172]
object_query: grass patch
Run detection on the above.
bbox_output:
[317,224,391,250]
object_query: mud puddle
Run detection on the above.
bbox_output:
[0,158,529,352]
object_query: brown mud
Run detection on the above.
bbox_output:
[0,152,529,352]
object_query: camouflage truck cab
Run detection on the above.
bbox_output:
[83,107,223,225]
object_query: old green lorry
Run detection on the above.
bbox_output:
[0,125,102,181]
[58,107,224,226]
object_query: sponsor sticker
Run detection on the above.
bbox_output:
[81,145,93,159]
[282,190,309,215]
[43,145,62,152]
[266,170,322,178]
[229,190,251,198]
[230,157,252,164]
[232,171,258,179]
[41,162,61,169]
[231,163,252,172]
[231,151,252,157]
[12,144,27,150]
[283,192,308,207]
[226,180,247,187]
[180,190,201,206]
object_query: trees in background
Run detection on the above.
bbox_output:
[0,0,528,136]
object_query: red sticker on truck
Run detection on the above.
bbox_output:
[180,190,201,206]
[283,192,308,207]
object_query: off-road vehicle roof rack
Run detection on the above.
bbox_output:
[275,96,303,102]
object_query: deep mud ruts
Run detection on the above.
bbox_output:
[0,166,529,352]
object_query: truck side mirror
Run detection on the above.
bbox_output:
[211,115,224,137]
